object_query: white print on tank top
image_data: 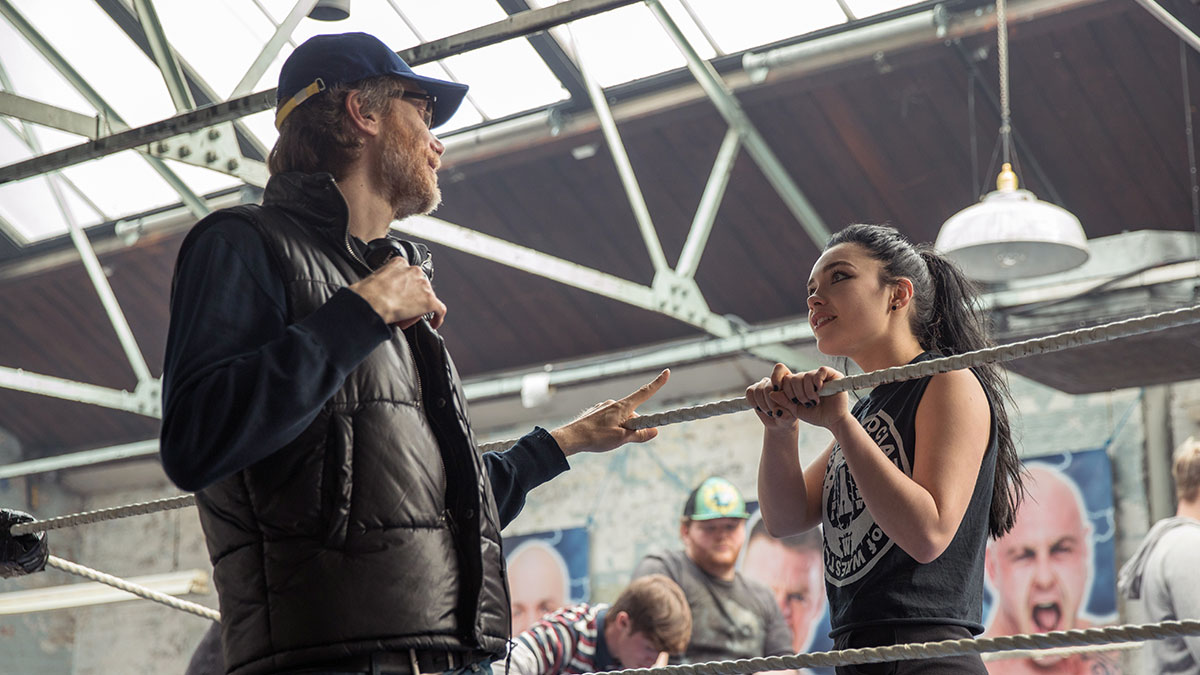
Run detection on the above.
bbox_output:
[822,410,913,587]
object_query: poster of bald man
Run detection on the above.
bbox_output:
[504,528,590,633]
[982,448,1121,674]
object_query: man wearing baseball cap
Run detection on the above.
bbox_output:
[633,477,792,665]
[161,32,669,675]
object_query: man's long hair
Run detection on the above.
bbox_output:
[268,75,400,179]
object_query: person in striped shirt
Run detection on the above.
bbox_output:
[494,574,692,675]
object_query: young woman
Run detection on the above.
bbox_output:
[747,224,1024,674]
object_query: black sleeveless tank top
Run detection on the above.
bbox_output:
[822,351,998,637]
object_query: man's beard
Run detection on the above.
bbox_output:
[378,123,441,219]
[693,545,739,575]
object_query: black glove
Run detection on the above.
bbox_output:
[1,508,48,578]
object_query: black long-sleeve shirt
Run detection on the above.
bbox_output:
[159,216,567,527]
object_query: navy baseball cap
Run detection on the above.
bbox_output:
[275,32,469,130]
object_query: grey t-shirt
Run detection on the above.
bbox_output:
[634,549,792,663]
[1142,521,1200,674]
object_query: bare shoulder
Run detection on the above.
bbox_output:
[928,367,986,395]
[919,368,989,419]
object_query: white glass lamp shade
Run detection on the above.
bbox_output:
[937,187,1088,282]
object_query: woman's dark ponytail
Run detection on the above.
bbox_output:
[918,248,1025,538]
[827,224,1025,538]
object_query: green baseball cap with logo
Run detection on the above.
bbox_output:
[682,477,750,521]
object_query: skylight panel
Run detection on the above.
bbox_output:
[161,160,243,197]
[439,44,569,120]
[436,101,485,136]
[0,123,67,242]
[545,2,717,88]
[386,0,509,41]
[387,1,567,119]
[254,0,299,23]
[0,121,87,172]
[55,175,102,227]
[247,50,292,107]
[59,151,183,226]
[153,0,282,99]
[683,0,847,54]
[241,110,280,153]
[24,125,91,155]
[10,0,177,127]
[656,0,726,55]
[0,102,103,243]
[0,15,95,119]
[255,1,567,126]
[409,61,484,135]
[289,4,421,51]
[0,176,68,243]
[843,0,926,19]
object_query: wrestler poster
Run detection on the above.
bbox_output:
[982,447,1121,674]
[741,502,834,675]
[504,527,590,633]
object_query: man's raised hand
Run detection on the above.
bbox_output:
[550,370,670,457]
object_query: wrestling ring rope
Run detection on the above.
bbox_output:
[5,303,1200,669]
[594,620,1200,673]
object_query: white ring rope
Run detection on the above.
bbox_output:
[621,302,1200,432]
[45,555,219,622]
[3,304,1196,664]
[9,305,1200,526]
[593,620,1200,675]
[981,639,1142,662]
[9,494,196,536]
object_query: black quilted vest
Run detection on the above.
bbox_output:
[188,173,511,675]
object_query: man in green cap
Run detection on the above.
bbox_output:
[633,477,792,664]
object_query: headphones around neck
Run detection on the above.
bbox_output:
[364,237,434,281]
[362,236,437,326]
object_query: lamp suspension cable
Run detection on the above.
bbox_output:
[997,0,1011,166]
[967,63,981,199]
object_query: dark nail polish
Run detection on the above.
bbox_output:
[776,410,784,417]
[766,410,773,417]
[804,401,815,409]
[791,397,800,404]
[772,385,779,392]
[756,406,763,413]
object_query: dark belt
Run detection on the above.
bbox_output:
[290,648,492,675]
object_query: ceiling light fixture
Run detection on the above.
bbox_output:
[309,0,350,22]
[936,0,1088,282]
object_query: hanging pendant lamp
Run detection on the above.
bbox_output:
[936,0,1088,282]
[937,163,1088,282]
[309,0,350,21]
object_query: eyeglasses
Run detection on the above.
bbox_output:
[393,90,436,128]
